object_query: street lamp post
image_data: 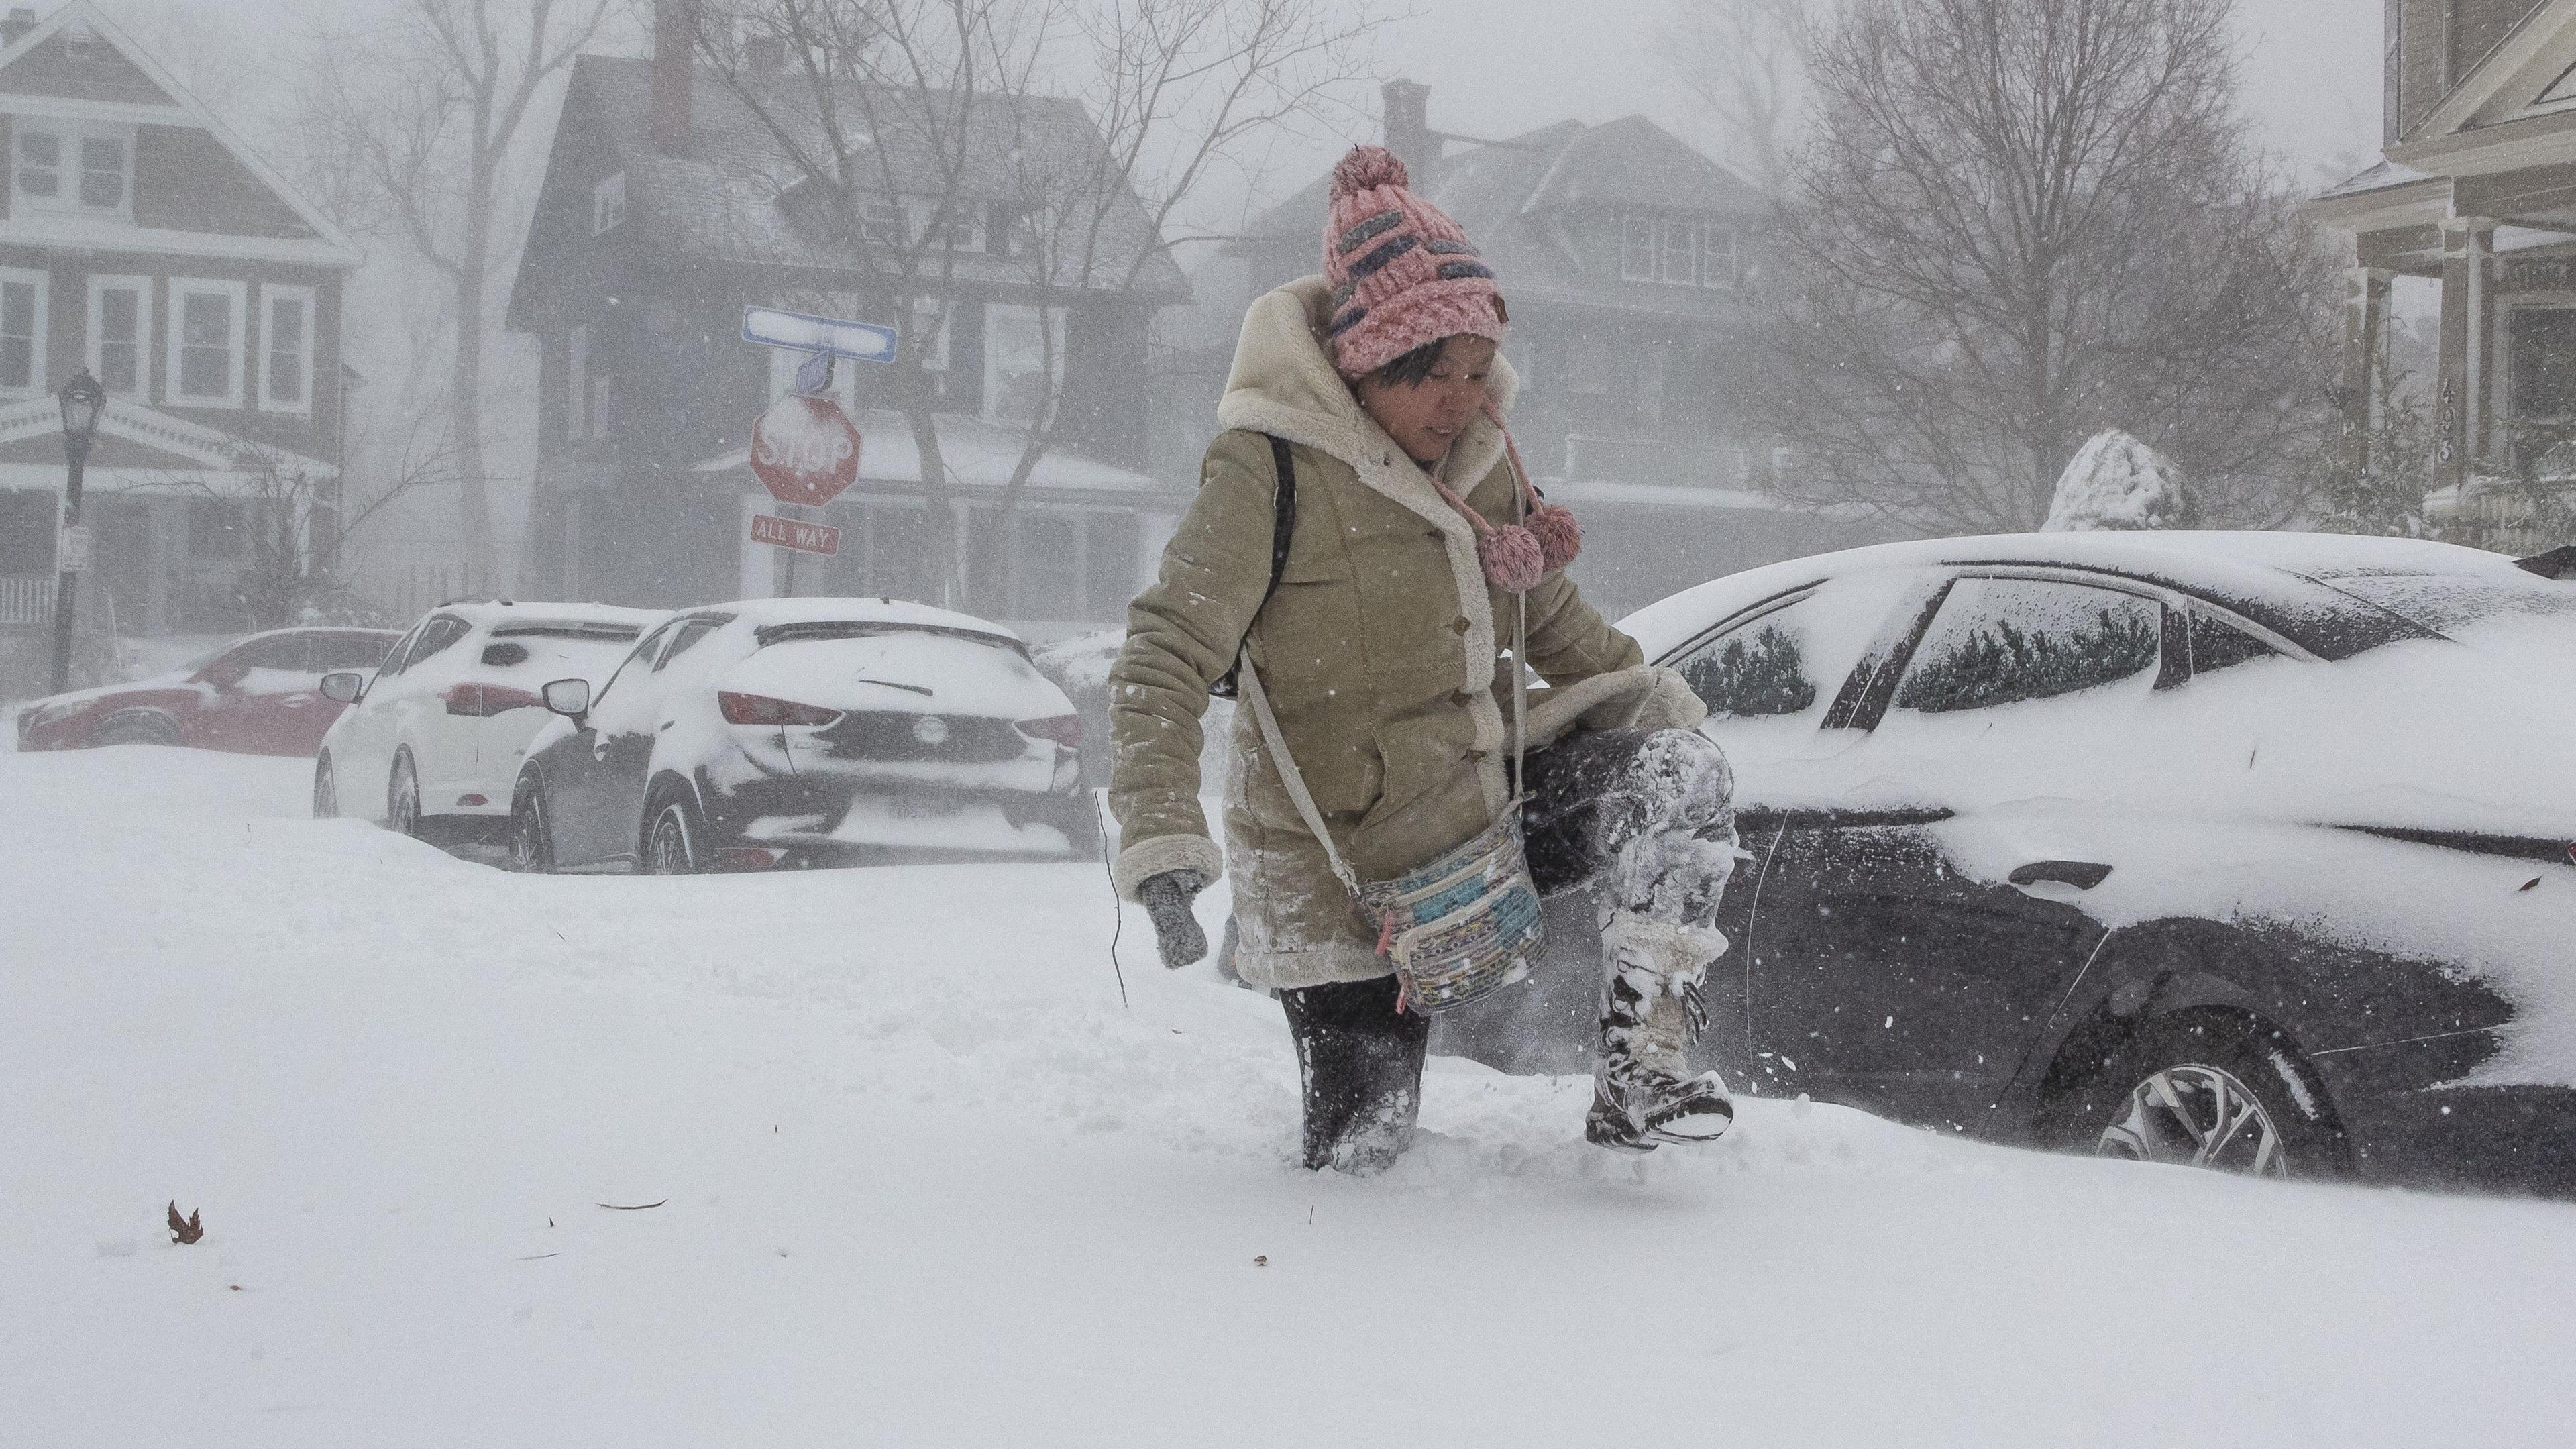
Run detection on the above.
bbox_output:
[49,369,107,694]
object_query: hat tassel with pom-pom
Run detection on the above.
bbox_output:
[1430,405,1581,594]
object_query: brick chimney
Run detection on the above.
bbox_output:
[1381,79,1434,186]
[651,0,694,156]
[1,9,38,45]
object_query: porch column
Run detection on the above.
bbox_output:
[2436,216,2498,492]
[2337,264,2394,476]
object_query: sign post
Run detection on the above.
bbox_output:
[741,305,898,596]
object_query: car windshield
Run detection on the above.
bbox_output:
[753,621,1030,661]
[2312,570,2576,635]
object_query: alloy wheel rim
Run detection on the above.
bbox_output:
[315,762,336,816]
[2096,1063,2290,1177]
[392,764,419,835]
[649,808,691,873]
[514,792,546,870]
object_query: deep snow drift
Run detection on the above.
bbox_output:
[5,747,2575,1446]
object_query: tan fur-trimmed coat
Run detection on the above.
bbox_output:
[1107,278,1703,989]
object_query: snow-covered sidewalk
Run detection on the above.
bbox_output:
[5,747,2574,1446]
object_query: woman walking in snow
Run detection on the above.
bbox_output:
[1107,146,1746,1173]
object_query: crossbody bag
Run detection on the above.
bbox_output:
[1228,435,1546,1012]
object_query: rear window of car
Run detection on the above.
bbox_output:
[2314,571,2576,635]
[488,621,645,643]
[753,621,1030,660]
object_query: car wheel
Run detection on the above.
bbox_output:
[388,749,425,839]
[2089,1011,2346,1181]
[313,753,339,819]
[644,792,703,875]
[511,777,555,874]
[93,712,179,748]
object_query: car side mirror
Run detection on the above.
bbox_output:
[320,672,364,704]
[542,678,591,720]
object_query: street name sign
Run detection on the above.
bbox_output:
[741,306,899,364]
[749,394,863,508]
[749,512,841,557]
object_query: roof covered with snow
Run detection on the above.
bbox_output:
[690,408,1185,501]
[1236,115,1765,318]
[551,55,1183,298]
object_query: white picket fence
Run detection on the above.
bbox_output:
[0,575,52,627]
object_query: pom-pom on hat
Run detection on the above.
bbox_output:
[1321,145,1506,380]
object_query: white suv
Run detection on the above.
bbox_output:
[314,601,665,841]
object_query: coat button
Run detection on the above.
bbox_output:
[1451,616,1470,634]
[1449,690,1472,706]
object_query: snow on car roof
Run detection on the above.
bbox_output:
[1619,530,2548,660]
[698,596,1024,643]
[429,600,668,631]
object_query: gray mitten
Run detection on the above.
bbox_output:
[1138,869,1210,969]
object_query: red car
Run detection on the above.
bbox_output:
[13,627,402,756]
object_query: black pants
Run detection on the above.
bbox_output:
[1277,727,1736,1165]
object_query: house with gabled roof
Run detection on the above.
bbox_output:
[2310,0,2576,552]
[505,32,1191,636]
[1186,83,1888,619]
[0,1,360,674]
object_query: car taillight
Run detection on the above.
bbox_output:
[1016,713,1082,748]
[444,683,544,717]
[719,691,840,727]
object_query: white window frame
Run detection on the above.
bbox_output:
[1701,224,1738,289]
[592,171,627,235]
[566,325,587,442]
[11,119,133,221]
[0,266,48,398]
[1620,214,1657,282]
[258,283,317,415]
[164,277,247,408]
[1660,217,1698,285]
[86,274,150,399]
[588,372,614,439]
[981,303,1066,427]
[912,296,952,372]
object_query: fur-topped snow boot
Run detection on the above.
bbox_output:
[1585,912,1735,1153]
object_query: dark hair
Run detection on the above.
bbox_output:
[1371,336,1452,388]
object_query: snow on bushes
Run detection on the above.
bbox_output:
[2043,429,2190,532]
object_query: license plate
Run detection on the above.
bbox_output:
[889,792,961,820]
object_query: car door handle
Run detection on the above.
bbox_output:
[2008,860,2112,890]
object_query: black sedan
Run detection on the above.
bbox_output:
[1441,531,2576,1195]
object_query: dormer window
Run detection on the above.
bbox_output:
[13,122,133,220]
[592,170,627,234]
[1617,211,1739,290]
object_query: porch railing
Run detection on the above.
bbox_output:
[0,575,52,627]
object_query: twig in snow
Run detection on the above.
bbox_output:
[513,1252,561,1261]
[595,1200,667,1211]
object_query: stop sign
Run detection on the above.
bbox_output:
[749,394,863,508]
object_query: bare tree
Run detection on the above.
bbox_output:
[1660,0,1806,191]
[148,425,464,630]
[677,0,1380,605]
[295,0,621,582]
[1755,0,2339,534]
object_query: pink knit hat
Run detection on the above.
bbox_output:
[1322,146,1505,380]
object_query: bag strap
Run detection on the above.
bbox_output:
[1210,434,1297,700]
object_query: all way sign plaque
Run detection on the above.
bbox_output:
[749,512,841,557]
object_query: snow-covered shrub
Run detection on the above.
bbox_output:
[2043,429,2191,532]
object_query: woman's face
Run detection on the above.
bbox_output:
[1355,335,1498,466]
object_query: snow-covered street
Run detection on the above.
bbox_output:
[7,745,2576,1446]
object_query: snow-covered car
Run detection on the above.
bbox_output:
[14,627,402,755]
[1442,531,2576,1195]
[313,602,665,839]
[508,598,1093,873]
